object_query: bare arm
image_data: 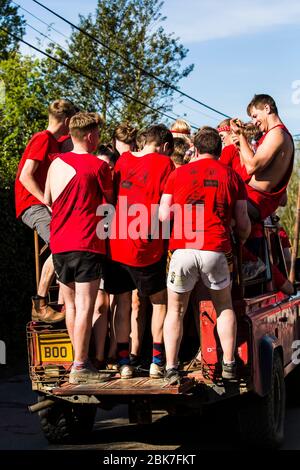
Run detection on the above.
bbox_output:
[233,200,251,244]
[159,194,173,222]
[19,159,45,204]
[44,167,52,207]
[231,119,285,175]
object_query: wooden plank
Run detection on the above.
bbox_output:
[51,376,195,396]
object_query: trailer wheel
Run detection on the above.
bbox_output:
[37,395,97,444]
[237,351,285,448]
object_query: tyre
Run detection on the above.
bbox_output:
[37,395,97,444]
[237,351,285,448]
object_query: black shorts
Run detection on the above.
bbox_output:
[104,256,167,297]
[53,251,104,285]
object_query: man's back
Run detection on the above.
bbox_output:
[164,158,246,253]
[49,152,112,255]
[109,151,174,267]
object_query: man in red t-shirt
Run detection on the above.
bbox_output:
[44,112,114,384]
[159,126,251,383]
[15,99,76,322]
[105,124,174,379]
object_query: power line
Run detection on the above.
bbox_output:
[32,0,231,119]
[13,1,70,41]
[1,26,198,128]
[15,0,226,125]
[16,17,203,129]
[14,1,201,127]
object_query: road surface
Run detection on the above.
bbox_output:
[0,373,300,451]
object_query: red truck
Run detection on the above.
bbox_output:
[27,215,300,448]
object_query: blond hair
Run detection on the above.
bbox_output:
[170,118,191,139]
[48,99,77,122]
[217,118,231,129]
[69,112,103,139]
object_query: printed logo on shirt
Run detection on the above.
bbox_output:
[204,179,218,187]
[121,180,133,189]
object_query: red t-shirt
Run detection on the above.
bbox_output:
[109,151,174,267]
[50,153,113,255]
[15,130,60,218]
[220,144,250,183]
[163,158,247,253]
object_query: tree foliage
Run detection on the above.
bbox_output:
[0,54,48,189]
[42,0,193,140]
[0,0,25,60]
[279,142,300,245]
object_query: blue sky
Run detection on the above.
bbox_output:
[17,0,300,134]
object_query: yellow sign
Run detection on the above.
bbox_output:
[36,333,73,363]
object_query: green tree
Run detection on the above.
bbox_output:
[0,53,48,189]
[42,0,193,139]
[0,0,25,60]
[279,141,300,244]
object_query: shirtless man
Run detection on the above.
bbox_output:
[231,94,294,221]
[44,112,114,384]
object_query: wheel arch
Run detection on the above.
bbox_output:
[254,335,283,397]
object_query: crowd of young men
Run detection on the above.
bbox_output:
[15,94,294,384]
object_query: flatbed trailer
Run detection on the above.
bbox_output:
[27,215,300,448]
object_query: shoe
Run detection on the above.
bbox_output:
[164,367,181,385]
[149,362,165,378]
[242,258,266,281]
[119,364,134,379]
[69,365,111,384]
[31,296,65,323]
[222,361,237,380]
[129,354,141,367]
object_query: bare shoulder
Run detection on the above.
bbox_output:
[263,127,286,145]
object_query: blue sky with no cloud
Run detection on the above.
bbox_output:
[17,0,300,134]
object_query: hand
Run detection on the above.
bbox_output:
[230,118,244,136]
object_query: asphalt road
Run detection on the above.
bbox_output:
[1,373,300,451]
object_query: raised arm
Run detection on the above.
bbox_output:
[230,119,285,175]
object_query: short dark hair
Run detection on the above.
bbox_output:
[193,126,222,158]
[98,144,118,166]
[172,137,190,166]
[247,94,278,116]
[112,122,138,145]
[144,124,174,154]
